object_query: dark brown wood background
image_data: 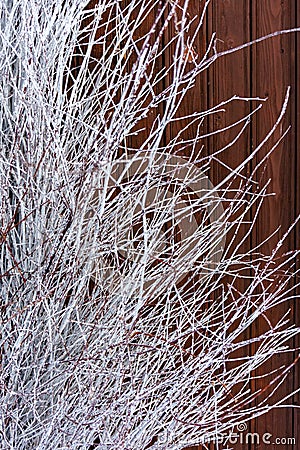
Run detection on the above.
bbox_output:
[164,1,299,448]
[190,2,299,449]
[85,1,299,449]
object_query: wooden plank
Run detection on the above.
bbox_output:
[174,1,252,449]
[293,0,300,446]
[164,3,211,449]
[206,2,252,449]
[251,0,296,447]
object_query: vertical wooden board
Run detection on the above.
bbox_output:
[206,0,252,296]
[207,1,252,449]
[207,0,251,185]
[171,1,253,448]
[293,0,300,446]
[168,5,211,450]
[169,1,253,448]
[162,0,241,450]
[251,0,296,448]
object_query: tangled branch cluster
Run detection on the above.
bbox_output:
[0,0,299,448]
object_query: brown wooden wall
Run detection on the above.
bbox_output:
[193,2,299,449]
[165,1,299,448]
[85,1,299,449]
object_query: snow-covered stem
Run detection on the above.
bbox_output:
[0,0,299,449]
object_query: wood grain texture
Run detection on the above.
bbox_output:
[293,1,300,447]
[207,2,252,450]
[251,1,296,449]
[166,3,211,449]
[170,1,299,449]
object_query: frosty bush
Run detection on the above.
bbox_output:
[0,0,299,448]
